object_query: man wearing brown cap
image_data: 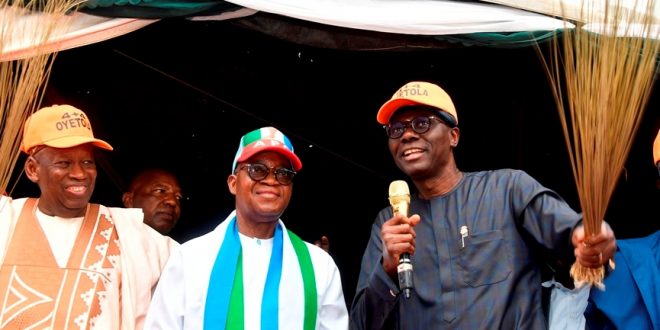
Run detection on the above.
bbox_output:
[0,104,177,329]
[145,126,348,329]
[351,81,617,329]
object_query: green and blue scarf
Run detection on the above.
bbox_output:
[204,216,317,330]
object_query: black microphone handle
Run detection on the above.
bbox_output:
[397,252,414,299]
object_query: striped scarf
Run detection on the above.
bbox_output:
[204,216,317,329]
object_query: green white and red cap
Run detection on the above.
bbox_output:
[232,126,302,172]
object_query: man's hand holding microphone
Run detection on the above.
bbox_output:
[381,180,421,299]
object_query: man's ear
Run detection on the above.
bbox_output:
[122,192,134,208]
[24,156,39,183]
[450,127,461,147]
[227,174,237,196]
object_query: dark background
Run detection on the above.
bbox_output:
[9,17,660,307]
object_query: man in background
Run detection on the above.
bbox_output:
[123,168,183,235]
[0,104,177,329]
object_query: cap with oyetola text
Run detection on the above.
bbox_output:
[232,126,302,172]
[20,104,113,153]
[377,81,458,126]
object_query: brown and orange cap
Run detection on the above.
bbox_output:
[20,104,113,154]
[377,81,458,126]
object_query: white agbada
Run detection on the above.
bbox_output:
[144,210,348,330]
[0,196,178,330]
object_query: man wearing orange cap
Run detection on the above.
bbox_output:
[351,81,617,329]
[145,126,348,329]
[0,104,177,329]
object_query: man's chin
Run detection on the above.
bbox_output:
[154,213,175,222]
[64,200,91,212]
[151,215,177,232]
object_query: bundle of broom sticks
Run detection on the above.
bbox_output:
[0,0,80,193]
[537,0,660,288]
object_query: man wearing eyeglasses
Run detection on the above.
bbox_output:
[145,126,349,329]
[350,81,617,329]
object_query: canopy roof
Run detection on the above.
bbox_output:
[5,0,660,60]
[2,0,576,61]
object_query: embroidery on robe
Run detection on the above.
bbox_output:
[0,200,121,329]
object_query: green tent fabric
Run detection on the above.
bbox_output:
[81,0,242,18]
[439,30,562,48]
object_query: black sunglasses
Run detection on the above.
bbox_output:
[237,163,296,185]
[384,115,448,139]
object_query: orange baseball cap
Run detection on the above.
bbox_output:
[377,81,458,126]
[654,129,660,165]
[20,104,113,153]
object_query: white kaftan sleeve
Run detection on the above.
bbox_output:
[144,246,186,329]
[310,244,349,330]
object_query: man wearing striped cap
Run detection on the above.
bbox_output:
[145,126,348,329]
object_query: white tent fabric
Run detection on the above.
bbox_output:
[4,0,660,60]
[484,0,660,24]
[1,0,577,62]
[485,0,660,38]
[221,0,573,35]
[0,6,260,62]
[0,9,157,61]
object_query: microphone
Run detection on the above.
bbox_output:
[388,180,414,299]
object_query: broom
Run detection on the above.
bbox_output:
[0,0,81,193]
[536,0,660,288]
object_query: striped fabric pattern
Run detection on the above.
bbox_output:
[231,127,297,171]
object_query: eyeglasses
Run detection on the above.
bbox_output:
[237,163,296,185]
[384,115,446,139]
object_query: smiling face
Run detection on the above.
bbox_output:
[25,144,97,218]
[387,107,460,181]
[228,151,293,237]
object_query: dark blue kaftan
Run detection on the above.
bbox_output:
[351,169,581,330]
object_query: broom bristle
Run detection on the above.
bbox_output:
[0,0,80,193]
[537,0,660,288]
